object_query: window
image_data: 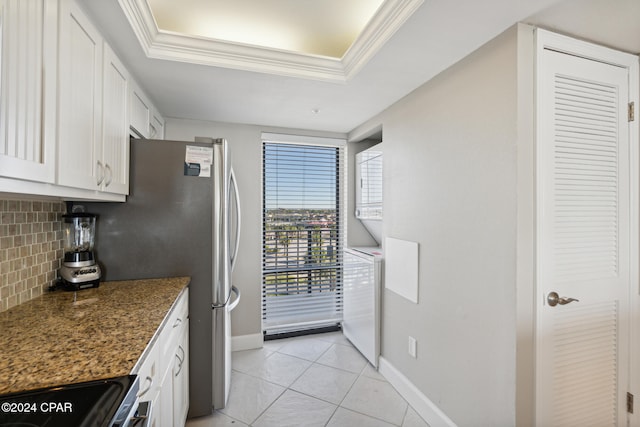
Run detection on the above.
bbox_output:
[262,138,344,336]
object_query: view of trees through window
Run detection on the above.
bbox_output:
[262,142,343,334]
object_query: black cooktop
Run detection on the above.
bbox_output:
[0,375,136,427]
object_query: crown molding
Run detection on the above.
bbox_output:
[117,0,424,82]
[343,0,424,79]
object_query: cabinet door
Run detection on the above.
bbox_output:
[173,319,189,427]
[150,112,164,140]
[101,43,129,194]
[148,393,161,427]
[130,83,150,138]
[136,344,159,407]
[57,0,102,190]
[158,365,173,427]
[0,0,57,183]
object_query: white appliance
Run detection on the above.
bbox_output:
[355,145,383,244]
[343,247,383,367]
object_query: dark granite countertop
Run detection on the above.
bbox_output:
[0,277,189,395]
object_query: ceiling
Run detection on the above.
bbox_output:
[80,0,640,134]
[146,0,385,59]
[116,0,424,82]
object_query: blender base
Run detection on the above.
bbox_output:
[60,278,100,291]
[59,264,101,291]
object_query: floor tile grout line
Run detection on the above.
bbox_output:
[240,345,369,425]
[235,348,314,387]
[330,362,408,427]
[287,360,358,407]
[215,332,423,427]
[276,337,395,426]
[231,343,326,425]
[246,382,288,426]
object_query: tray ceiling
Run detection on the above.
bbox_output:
[147,0,385,58]
[118,0,423,81]
[82,0,635,133]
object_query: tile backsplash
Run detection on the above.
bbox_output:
[0,199,65,312]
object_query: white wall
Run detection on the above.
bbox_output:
[350,27,521,426]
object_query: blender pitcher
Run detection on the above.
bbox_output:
[63,213,96,264]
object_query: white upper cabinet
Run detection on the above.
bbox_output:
[57,0,103,191]
[130,80,151,139]
[101,43,130,194]
[150,109,165,140]
[130,80,165,140]
[57,0,130,195]
[0,0,158,200]
[0,0,58,183]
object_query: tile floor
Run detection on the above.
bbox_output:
[186,332,430,427]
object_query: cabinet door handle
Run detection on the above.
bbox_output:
[175,345,185,377]
[104,163,112,187]
[96,161,105,186]
[174,356,183,377]
[173,317,182,328]
[175,345,184,364]
[137,375,153,398]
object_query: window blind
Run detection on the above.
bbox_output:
[262,141,344,335]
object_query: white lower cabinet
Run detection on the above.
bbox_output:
[173,318,189,426]
[134,289,189,427]
[158,366,174,424]
[135,343,159,427]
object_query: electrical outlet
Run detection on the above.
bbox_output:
[408,336,417,358]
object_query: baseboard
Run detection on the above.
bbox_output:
[231,333,263,351]
[378,356,457,427]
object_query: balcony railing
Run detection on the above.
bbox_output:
[262,224,343,332]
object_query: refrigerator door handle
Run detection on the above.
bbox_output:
[228,285,241,311]
[230,168,241,272]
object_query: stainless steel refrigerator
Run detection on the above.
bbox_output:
[84,137,241,417]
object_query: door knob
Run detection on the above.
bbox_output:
[547,291,579,307]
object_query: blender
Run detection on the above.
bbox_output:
[58,210,101,290]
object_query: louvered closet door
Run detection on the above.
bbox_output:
[536,45,632,426]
